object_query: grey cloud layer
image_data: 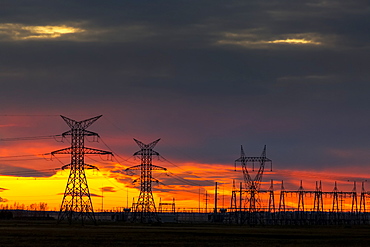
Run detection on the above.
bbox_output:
[0,0,369,171]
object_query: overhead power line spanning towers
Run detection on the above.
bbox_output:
[51,115,112,224]
[126,138,166,222]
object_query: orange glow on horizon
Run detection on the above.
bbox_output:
[1,116,370,212]
[0,164,367,212]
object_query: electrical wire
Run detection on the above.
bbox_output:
[97,170,127,191]
[101,116,127,134]
[98,137,136,165]
[159,154,211,183]
[166,171,204,187]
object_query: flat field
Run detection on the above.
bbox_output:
[0,221,369,246]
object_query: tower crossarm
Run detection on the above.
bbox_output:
[126,165,141,171]
[84,163,99,170]
[284,190,302,193]
[338,191,354,197]
[284,190,316,194]
[134,138,161,150]
[51,147,112,156]
[61,115,102,130]
[51,147,73,155]
[151,164,167,171]
[126,162,166,171]
[61,130,99,137]
[60,163,98,170]
[243,157,272,163]
[322,192,334,195]
[134,150,160,156]
[61,163,71,170]
[83,147,113,155]
[302,191,316,196]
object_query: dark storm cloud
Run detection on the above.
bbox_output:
[0,197,8,202]
[0,0,369,175]
[90,193,103,198]
[0,164,54,177]
[159,174,214,187]
[101,186,116,193]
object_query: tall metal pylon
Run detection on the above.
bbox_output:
[126,138,166,222]
[234,145,272,213]
[51,115,112,224]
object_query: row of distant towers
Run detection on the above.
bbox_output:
[51,115,163,224]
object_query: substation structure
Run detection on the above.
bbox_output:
[228,146,370,225]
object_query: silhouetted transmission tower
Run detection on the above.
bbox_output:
[126,138,166,222]
[235,145,272,213]
[51,115,112,224]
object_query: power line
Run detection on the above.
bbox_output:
[97,170,127,191]
[98,137,135,165]
[101,116,127,134]
[165,172,199,186]
[165,171,208,187]
[159,155,212,183]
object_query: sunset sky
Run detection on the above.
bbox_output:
[0,1,370,211]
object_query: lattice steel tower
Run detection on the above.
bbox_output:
[126,138,166,222]
[235,145,272,212]
[51,115,112,224]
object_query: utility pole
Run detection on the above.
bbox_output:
[298,180,304,212]
[239,182,243,224]
[214,182,218,214]
[51,115,112,224]
[198,187,201,213]
[205,190,209,213]
[101,185,104,212]
[126,138,166,222]
[278,180,286,212]
[126,188,129,208]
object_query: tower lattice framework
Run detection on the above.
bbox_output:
[235,145,272,212]
[51,115,112,224]
[126,138,166,222]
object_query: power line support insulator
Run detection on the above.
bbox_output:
[51,115,112,225]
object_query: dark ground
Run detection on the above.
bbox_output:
[0,220,369,246]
